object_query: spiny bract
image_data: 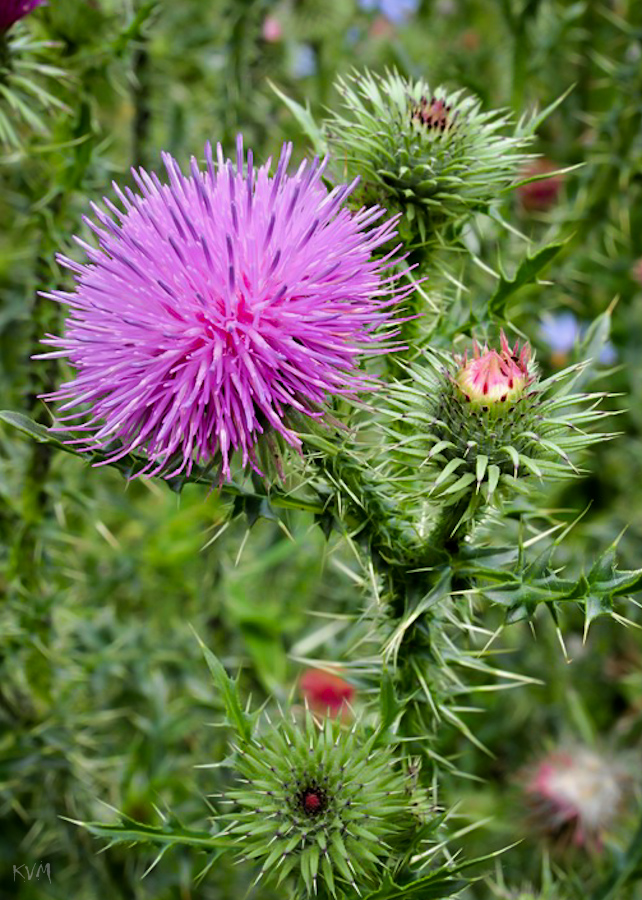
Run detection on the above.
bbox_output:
[225,712,410,896]
[325,69,533,248]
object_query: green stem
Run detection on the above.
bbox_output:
[423,498,471,558]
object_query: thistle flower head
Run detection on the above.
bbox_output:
[522,747,625,850]
[325,69,533,247]
[300,669,355,718]
[38,137,410,482]
[0,0,45,33]
[226,712,410,895]
[384,334,612,513]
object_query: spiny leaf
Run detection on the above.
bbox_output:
[191,630,254,742]
[0,410,324,513]
[488,240,567,319]
[270,81,326,155]
[62,813,230,850]
[361,869,465,899]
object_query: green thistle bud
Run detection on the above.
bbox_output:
[325,69,533,248]
[225,712,410,896]
[385,332,612,514]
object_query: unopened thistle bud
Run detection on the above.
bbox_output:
[225,712,410,895]
[385,332,612,513]
[521,747,626,850]
[325,69,533,249]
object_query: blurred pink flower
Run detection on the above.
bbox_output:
[261,15,282,43]
[518,159,564,212]
[523,747,624,849]
[300,669,355,717]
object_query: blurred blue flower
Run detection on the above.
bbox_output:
[291,43,316,79]
[599,341,617,365]
[346,25,361,44]
[358,0,420,24]
[539,311,617,365]
[539,311,579,354]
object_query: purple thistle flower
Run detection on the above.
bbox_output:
[0,0,46,33]
[38,137,410,481]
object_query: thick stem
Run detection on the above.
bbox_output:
[423,498,471,558]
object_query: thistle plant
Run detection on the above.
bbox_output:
[325,69,533,251]
[2,9,642,899]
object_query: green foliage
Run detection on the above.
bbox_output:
[488,240,567,319]
[0,29,69,147]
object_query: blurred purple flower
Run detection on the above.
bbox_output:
[358,0,419,24]
[599,341,617,366]
[0,0,45,33]
[539,311,616,366]
[38,138,409,481]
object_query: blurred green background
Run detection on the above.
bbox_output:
[1,0,642,897]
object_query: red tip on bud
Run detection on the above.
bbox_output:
[456,334,531,404]
[303,791,322,812]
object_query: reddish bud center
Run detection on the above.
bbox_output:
[411,96,457,132]
[303,790,322,813]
